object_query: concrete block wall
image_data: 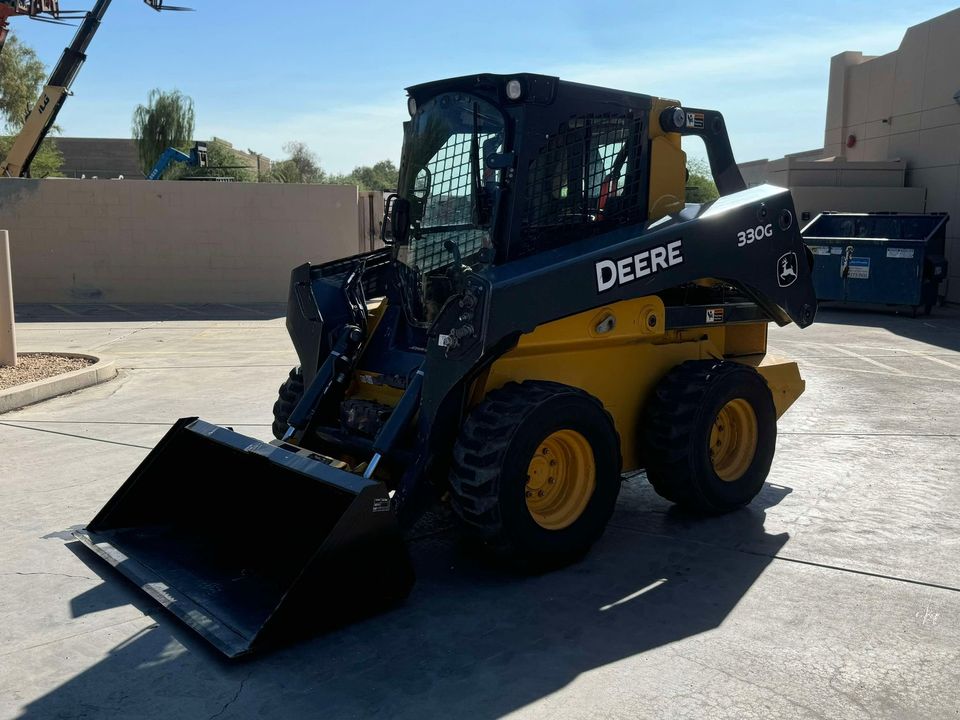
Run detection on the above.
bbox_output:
[0,178,364,304]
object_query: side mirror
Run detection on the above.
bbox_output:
[390,196,411,246]
[381,194,397,245]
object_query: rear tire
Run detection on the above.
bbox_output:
[271,366,304,440]
[449,381,622,570]
[641,360,776,514]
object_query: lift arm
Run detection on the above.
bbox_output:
[0,0,114,177]
[658,105,747,197]
[0,0,188,178]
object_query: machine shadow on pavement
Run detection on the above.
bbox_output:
[14,303,288,323]
[21,482,791,720]
[813,306,960,354]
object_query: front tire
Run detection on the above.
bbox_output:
[271,366,304,440]
[642,360,776,514]
[449,381,622,570]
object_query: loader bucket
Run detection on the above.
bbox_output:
[74,418,415,658]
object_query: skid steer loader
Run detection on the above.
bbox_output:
[76,73,816,657]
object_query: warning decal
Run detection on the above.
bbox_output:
[886,248,915,259]
[706,308,724,323]
[685,112,705,129]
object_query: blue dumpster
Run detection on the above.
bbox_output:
[802,212,949,315]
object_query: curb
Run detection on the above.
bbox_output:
[0,354,117,415]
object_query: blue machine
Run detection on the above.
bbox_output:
[147,141,207,180]
[802,212,949,315]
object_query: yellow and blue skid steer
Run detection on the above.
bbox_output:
[76,73,817,657]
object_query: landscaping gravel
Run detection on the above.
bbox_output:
[0,353,94,391]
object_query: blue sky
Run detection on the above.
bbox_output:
[9,0,958,173]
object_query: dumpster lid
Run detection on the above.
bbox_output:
[802,212,949,242]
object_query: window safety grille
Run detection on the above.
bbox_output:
[409,132,499,274]
[520,115,645,256]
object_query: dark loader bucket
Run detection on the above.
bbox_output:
[74,418,415,658]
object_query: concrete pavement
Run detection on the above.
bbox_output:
[1,304,959,719]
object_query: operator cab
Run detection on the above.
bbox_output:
[385,73,680,325]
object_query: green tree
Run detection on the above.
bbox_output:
[0,33,63,177]
[132,89,196,175]
[271,141,325,183]
[686,158,719,203]
[341,159,398,191]
[0,34,46,130]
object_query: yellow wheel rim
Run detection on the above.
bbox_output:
[525,429,596,530]
[709,398,759,482]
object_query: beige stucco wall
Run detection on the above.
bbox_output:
[822,8,960,298]
[0,178,363,303]
[739,8,960,301]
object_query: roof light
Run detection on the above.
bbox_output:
[505,79,522,101]
[407,96,417,117]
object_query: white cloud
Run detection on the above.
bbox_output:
[540,18,916,162]
[201,17,916,170]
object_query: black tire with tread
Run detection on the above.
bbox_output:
[271,366,304,440]
[449,380,622,570]
[642,360,776,514]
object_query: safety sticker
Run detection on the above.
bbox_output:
[831,246,842,254]
[685,112,704,129]
[886,248,915,259]
[809,246,832,256]
[372,497,391,513]
[706,307,724,323]
[848,257,870,279]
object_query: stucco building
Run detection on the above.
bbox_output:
[740,8,960,301]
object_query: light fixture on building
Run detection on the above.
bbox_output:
[954,89,960,105]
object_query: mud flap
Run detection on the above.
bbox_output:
[74,418,414,658]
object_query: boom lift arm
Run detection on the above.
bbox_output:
[147,142,207,180]
[1,0,114,178]
[0,0,187,178]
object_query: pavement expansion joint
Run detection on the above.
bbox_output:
[0,421,153,450]
[609,523,960,594]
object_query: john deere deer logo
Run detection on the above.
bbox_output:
[777,251,798,287]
